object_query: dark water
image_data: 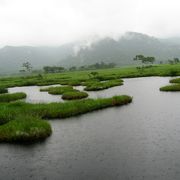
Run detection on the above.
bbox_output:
[2,77,180,180]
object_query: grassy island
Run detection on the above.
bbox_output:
[84,79,123,91]
[0,95,132,142]
[40,86,73,94]
[0,92,27,102]
[160,77,180,91]
[62,91,88,100]
[160,84,180,91]
[170,78,180,84]
[0,116,52,142]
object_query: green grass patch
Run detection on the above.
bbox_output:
[170,78,180,83]
[84,79,123,91]
[0,95,132,143]
[62,91,88,100]
[40,86,73,95]
[160,84,180,91]
[0,95,132,121]
[0,92,26,102]
[0,115,52,142]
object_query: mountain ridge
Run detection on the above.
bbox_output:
[1,32,180,73]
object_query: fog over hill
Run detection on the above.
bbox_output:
[1,32,180,73]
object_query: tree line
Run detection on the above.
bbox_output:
[43,62,116,73]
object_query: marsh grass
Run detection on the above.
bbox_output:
[0,95,132,142]
[0,115,52,142]
[170,78,180,83]
[160,84,180,91]
[160,77,180,91]
[40,86,73,94]
[84,79,123,91]
[62,91,88,100]
[0,95,132,121]
[0,92,26,102]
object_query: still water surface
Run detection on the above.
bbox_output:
[1,77,180,180]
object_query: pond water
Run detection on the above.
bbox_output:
[1,77,180,180]
[8,84,64,103]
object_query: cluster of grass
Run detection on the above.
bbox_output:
[0,115,51,143]
[62,91,88,100]
[170,78,180,83]
[40,85,89,100]
[160,84,180,91]
[40,86,73,95]
[0,92,27,102]
[0,95,132,142]
[0,95,132,121]
[0,87,8,94]
[160,77,180,91]
[0,64,180,89]
[84,79,123,91]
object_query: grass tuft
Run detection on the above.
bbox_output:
[62,91,88,100]
[0,92,26,102]
[160,84,180,91]
[0,115,52,142]
[84,79,123,91]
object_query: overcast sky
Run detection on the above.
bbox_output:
[0,0,180,46]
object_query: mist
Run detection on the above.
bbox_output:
[0,0,180,47]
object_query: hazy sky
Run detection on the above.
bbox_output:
[0,0,180,46]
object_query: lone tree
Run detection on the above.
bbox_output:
[22,61,33,72]
[134,55,155,64]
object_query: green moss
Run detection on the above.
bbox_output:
[160,84,180,91]
[0,92,26,102]
[84,79,123,91]
[62,91,88,100]
[0,115,52,142]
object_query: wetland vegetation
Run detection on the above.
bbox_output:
[0,64,180,143]
[0,92,27,102]
[160,77,180,91]
[0,95,132,142]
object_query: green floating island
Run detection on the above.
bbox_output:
[160,84,180,91]
[0,115,52,143]
[0,95,132,142]
[160,77,180,91]
[84,79,123,91]
[170,78,180,84]
[40,86,73,95]
[62,91,88,100]
[40,85,89,100]
[0,92,27,102]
